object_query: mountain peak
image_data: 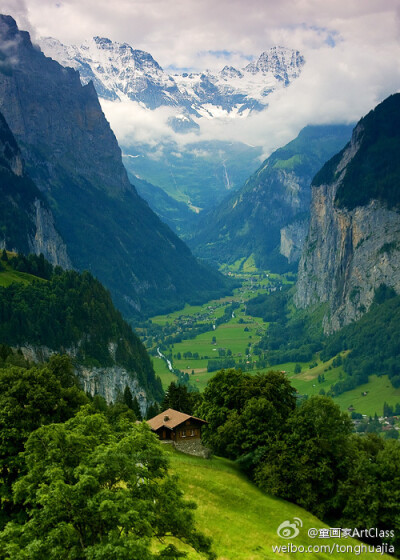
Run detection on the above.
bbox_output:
[220,66,243,79]
[39,35,305,121]
[244,46,305,83]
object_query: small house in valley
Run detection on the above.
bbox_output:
[147,408,207,442]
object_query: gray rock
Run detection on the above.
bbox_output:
[295,125,400,333]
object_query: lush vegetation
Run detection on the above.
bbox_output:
[253,286,325,364]
[0,357,214,560]
[313,94,400,210]
[167,449,387,560]
[197,369,296,470]
[195,369,399,553]
[0,355,87,529]
[321,288,400,394]
[247,279,400,402]
[0,253,163,400]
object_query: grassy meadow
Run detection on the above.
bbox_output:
[163,447,391,560]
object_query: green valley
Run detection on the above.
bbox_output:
[142,268,400,420]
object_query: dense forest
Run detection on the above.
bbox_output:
[0,252,163,401]
[313,93,400,210]
[249,286,324,363]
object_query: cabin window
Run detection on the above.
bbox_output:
[181,429,186,437]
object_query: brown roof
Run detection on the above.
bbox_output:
[147,408,207,431]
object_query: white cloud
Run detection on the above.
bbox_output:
[5,0,400,157]
[100,28,400,160]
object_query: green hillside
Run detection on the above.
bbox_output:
[166,448,391,560]
[0,252,163,401]
[191,124,353,270]
[313,93,400,210]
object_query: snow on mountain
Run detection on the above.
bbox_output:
[40,36,192,110]
[39,38,305,124]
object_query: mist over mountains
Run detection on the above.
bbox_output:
[0,14,230,319]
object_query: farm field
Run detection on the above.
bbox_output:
[147,269,400,419]
[332,375,400,417]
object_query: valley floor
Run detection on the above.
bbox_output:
[140,268,400,420]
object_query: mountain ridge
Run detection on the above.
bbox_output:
[39,37,304,122]
[0,14,230,318]
[295,94,400,332]
[190,124,353,270]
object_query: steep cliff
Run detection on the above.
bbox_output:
[0,15,229,318]
[0,110,70,267]
[295,94,400,332]
[190,125,353,270]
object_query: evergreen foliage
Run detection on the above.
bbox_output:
[0,254,163,400]
[197,369,296,470]
[322,290,400,393]
[161,382,198,415]
[250,287,324,363]
[313,94,400,210]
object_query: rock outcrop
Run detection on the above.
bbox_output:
[280,219,309,263]
[19,344,149,416]
[295,94,400,333]
[0,109,70,267]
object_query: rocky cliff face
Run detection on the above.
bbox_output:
[295,95,400,333]
[190,125,353,270]
[29,200,70,267]
[280,219,309,263]
[0,15,228,318]
[0,109,70,267]
[19,344,149,415]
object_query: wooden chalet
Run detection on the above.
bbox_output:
[147,408,207,442]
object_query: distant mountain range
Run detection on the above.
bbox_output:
[189,124,354,271]
[39,37,304,127]
[39,37,305,226]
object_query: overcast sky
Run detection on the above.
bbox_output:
[2,0,400,156]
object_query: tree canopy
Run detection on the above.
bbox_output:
[0,408,215,560]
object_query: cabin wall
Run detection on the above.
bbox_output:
[175,420,203,440]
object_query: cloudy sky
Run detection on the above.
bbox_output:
[2,0,400,156]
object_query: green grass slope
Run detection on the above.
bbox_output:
[167,449,390,560]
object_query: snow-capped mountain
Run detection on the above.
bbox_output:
[39,38,304,122]
[38,36,305,230]
[173,47,305,118]
[40,36,191,108]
